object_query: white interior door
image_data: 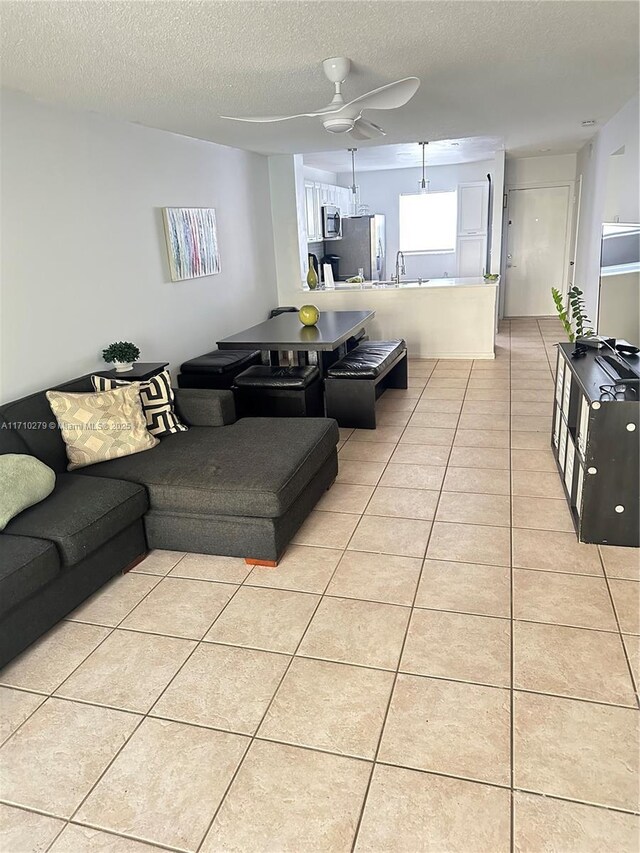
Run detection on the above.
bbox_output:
[505,185,571,316]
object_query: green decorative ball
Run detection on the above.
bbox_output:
[299,305,320,326]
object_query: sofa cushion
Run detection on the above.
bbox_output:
[0,535,61,616]
[0,375,94,473]
[174,389,236,427]
[180,349,261,375]
[0,417,32,456]
[4,473,149,566]
[78,417,339,518]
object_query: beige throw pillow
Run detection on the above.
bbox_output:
[46,384,158,471]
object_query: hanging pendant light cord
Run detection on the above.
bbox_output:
[348,148,357,196]
[419,141,429,191]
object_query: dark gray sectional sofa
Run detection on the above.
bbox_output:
[0,374,338,667]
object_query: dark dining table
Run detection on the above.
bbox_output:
[217,309,375,373]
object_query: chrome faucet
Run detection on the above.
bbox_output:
[393,250,406,284]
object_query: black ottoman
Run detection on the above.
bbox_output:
[177,349,262,390]
[233,366,324,418]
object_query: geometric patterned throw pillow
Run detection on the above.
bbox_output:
[46,383,159,471]
[92,370,187,436]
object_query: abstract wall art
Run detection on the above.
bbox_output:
[162,207,220,281]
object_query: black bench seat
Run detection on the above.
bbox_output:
[177,348,261,390]
[325,339,407,429]
[233,365,324,418]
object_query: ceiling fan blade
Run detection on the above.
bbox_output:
[220,112,321,123]
[349,118,386,140]
[343,77,420,112]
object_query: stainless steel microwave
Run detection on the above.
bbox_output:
[322,205,342,239]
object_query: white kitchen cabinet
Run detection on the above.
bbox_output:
[304,180,322,242]
[457,235,486,277]
[458,182,488,235]
[317,183,330,208]
[305,180,353,242]
[337,186,351,215]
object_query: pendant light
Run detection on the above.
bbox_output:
[348,147,360,215]
[418,141,430,193]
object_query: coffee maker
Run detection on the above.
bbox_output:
[321,253,340,283]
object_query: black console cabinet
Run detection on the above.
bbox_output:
[552,343,639,547]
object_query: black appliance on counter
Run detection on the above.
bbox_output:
[321,253,340,283]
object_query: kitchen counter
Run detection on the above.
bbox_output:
[311,276,496,291]
[277,276,499,359]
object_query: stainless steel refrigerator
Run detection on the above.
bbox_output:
[338,215,386,281]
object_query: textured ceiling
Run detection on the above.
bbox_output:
[304,137,503,172]
[1,1,638,156]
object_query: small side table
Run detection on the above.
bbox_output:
[96,362,169,382]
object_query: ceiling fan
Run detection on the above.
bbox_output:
[220,57,420,140]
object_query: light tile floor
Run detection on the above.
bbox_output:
[1,317,639,852]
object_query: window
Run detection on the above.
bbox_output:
[399,191,457,253]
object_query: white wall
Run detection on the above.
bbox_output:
[574,96,640,319]
[0,90,278,402]
[505,153,577,186]
[303,165,338,184]
[268,154,308,293]
[337,160,494,279]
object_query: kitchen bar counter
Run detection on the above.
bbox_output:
[276,276,499,359]
[317,276,494,291]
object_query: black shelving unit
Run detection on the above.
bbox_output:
[552,343,639,546]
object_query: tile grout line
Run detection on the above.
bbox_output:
[191,547,352,853]
[42,561,263,853]
[597,548,640,711]
[509,319,523,848]
[46,542,339,852]
[300,359,441,851]
[507,318,516,852]
[4,754,638,837]
[0,568,171,787]
[11,653,638,727]
[349,356,475,852]
[1,563,187,848]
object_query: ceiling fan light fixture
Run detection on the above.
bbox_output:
[323,116,355,134]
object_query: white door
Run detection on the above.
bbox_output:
[505,185,571,316]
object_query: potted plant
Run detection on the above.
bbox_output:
[551,286,594,342]
[102,341,141,372]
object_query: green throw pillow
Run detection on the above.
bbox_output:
[0,454,56,531]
